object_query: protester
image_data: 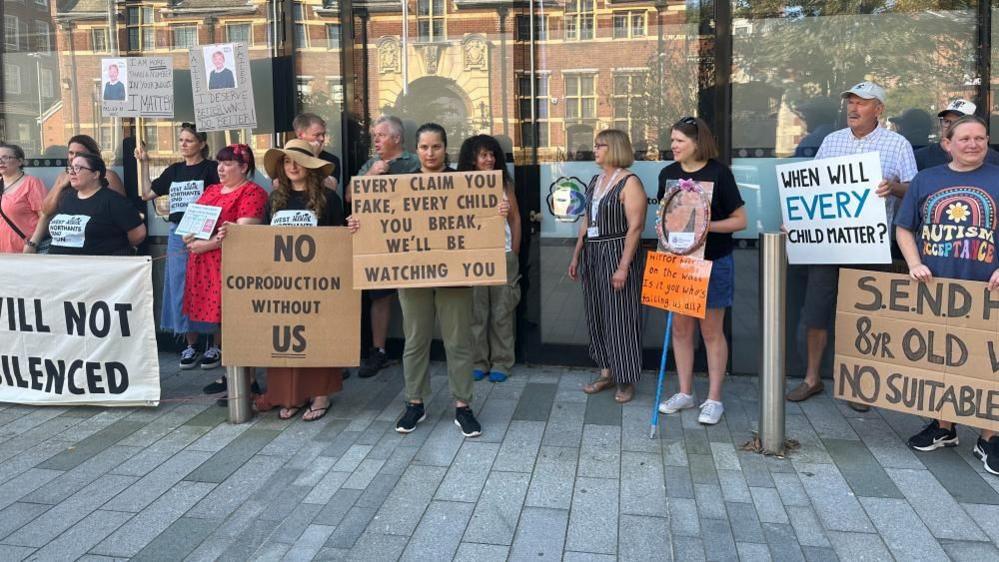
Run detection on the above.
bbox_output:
[656,118,746,425]
[894,115,998,475]
[47,153,145,256]
[184,145,266,398]
[458,135,521,383]
[0,143,48,254]
[914,99,999,171]
[888,108,932,149]
[348,123,507,437]
[135,123,220,369]
[354,115,421,379]
[42,135,125,218]
[568,129,647,404]
[786,81,917,410]
[251,139,346,421]
[292,113,341,193]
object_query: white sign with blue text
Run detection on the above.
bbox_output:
[777,152,890,265]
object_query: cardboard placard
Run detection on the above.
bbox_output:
[777,152,891,264]
[221,226,361,367]
[350,170,507,289]
[640,251,713,319]
[188,43,257,132]
[101,56,174,118]
[834,269,999,431]
[0,255,160,407]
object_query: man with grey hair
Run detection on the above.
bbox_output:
[355,115,421,379]
[785,81,917,410]
[292,113,341,192]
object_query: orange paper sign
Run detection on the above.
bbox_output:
[641,251,713,319]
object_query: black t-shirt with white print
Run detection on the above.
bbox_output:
[48,188,144,256]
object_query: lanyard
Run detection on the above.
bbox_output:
[590,169,622,224]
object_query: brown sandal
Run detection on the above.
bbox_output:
[583,376,614,395]
[614,384,635,404]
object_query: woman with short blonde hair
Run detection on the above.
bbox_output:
[568,128,647,403]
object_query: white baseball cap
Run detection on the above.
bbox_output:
[937,99,977,118]
[840,81,887,104]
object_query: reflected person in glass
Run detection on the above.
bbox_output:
[656,118,746,426]
[568,129,647,404]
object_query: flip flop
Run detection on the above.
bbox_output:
[614,384,635,404]
[278,405,303,420]
[303,405,329,422]
[583,376,614,395]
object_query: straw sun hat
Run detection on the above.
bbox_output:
[264,139,334,179]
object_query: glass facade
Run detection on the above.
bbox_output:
[1,0,996,371]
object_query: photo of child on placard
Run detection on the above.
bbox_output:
[101,59,128,101]
[656,178,714,259]
[204,44,237,90]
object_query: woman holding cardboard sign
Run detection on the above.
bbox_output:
[895,115,998,476]
[135,123,220,370]
[252,139,345,422]
[655,117,745,425]
[568,129,647,404]
[184,144,267,399]
[348,123,508,438]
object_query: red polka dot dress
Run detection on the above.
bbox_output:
[183,181,267,324]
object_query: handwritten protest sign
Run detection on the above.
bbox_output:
[777,152,890,264]
[222,226,361,367]
[0,255,160,406]
[175,203,222,240]
[188,43,257,132]
[350,170,506,289]
[101,56,174,118]
[834,269,999,431]
[641,251,713,319]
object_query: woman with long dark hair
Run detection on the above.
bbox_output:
[253,139,346,421]
[135,122,219,369]
[457,135,521,383]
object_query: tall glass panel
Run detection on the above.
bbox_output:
[730,1,981,374]
[535,0,707,351]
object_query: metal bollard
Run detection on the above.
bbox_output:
[226,365,253,424]
[758,233,787,454]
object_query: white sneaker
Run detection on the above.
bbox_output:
[659,392,695,414]
[698,400,724,425]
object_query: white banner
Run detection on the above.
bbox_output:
[777,152,891,265]
[0,255,160,407]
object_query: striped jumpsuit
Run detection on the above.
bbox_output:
[580,173,644,384]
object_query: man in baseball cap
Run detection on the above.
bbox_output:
[915,99,999,170]
[785,80,917,410]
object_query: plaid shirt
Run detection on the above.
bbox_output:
[815,125,917,225]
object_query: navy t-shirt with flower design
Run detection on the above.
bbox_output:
[895,163,999,282]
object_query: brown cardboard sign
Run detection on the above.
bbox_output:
[221,225,361,367]
[835,269,999,431]
[350,170,507,289]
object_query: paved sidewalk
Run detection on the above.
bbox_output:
[0,357,996,561]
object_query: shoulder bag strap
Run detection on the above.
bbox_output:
[0,180,28,241]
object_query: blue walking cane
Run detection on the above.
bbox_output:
[649,311,674,438]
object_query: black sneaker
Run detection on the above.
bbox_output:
[395,402,426,433]
[454,406,482,438]
[973,436,999,476]
[201,346,222,369]
[202,377,226,395]
[215,381,262,407]
[907,420,959,451]
[179,345,200,370]
[358,348,388,378]
[342,369,351,380]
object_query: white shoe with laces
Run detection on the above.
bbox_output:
[698,400,724,425]
[658,392,695,414]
